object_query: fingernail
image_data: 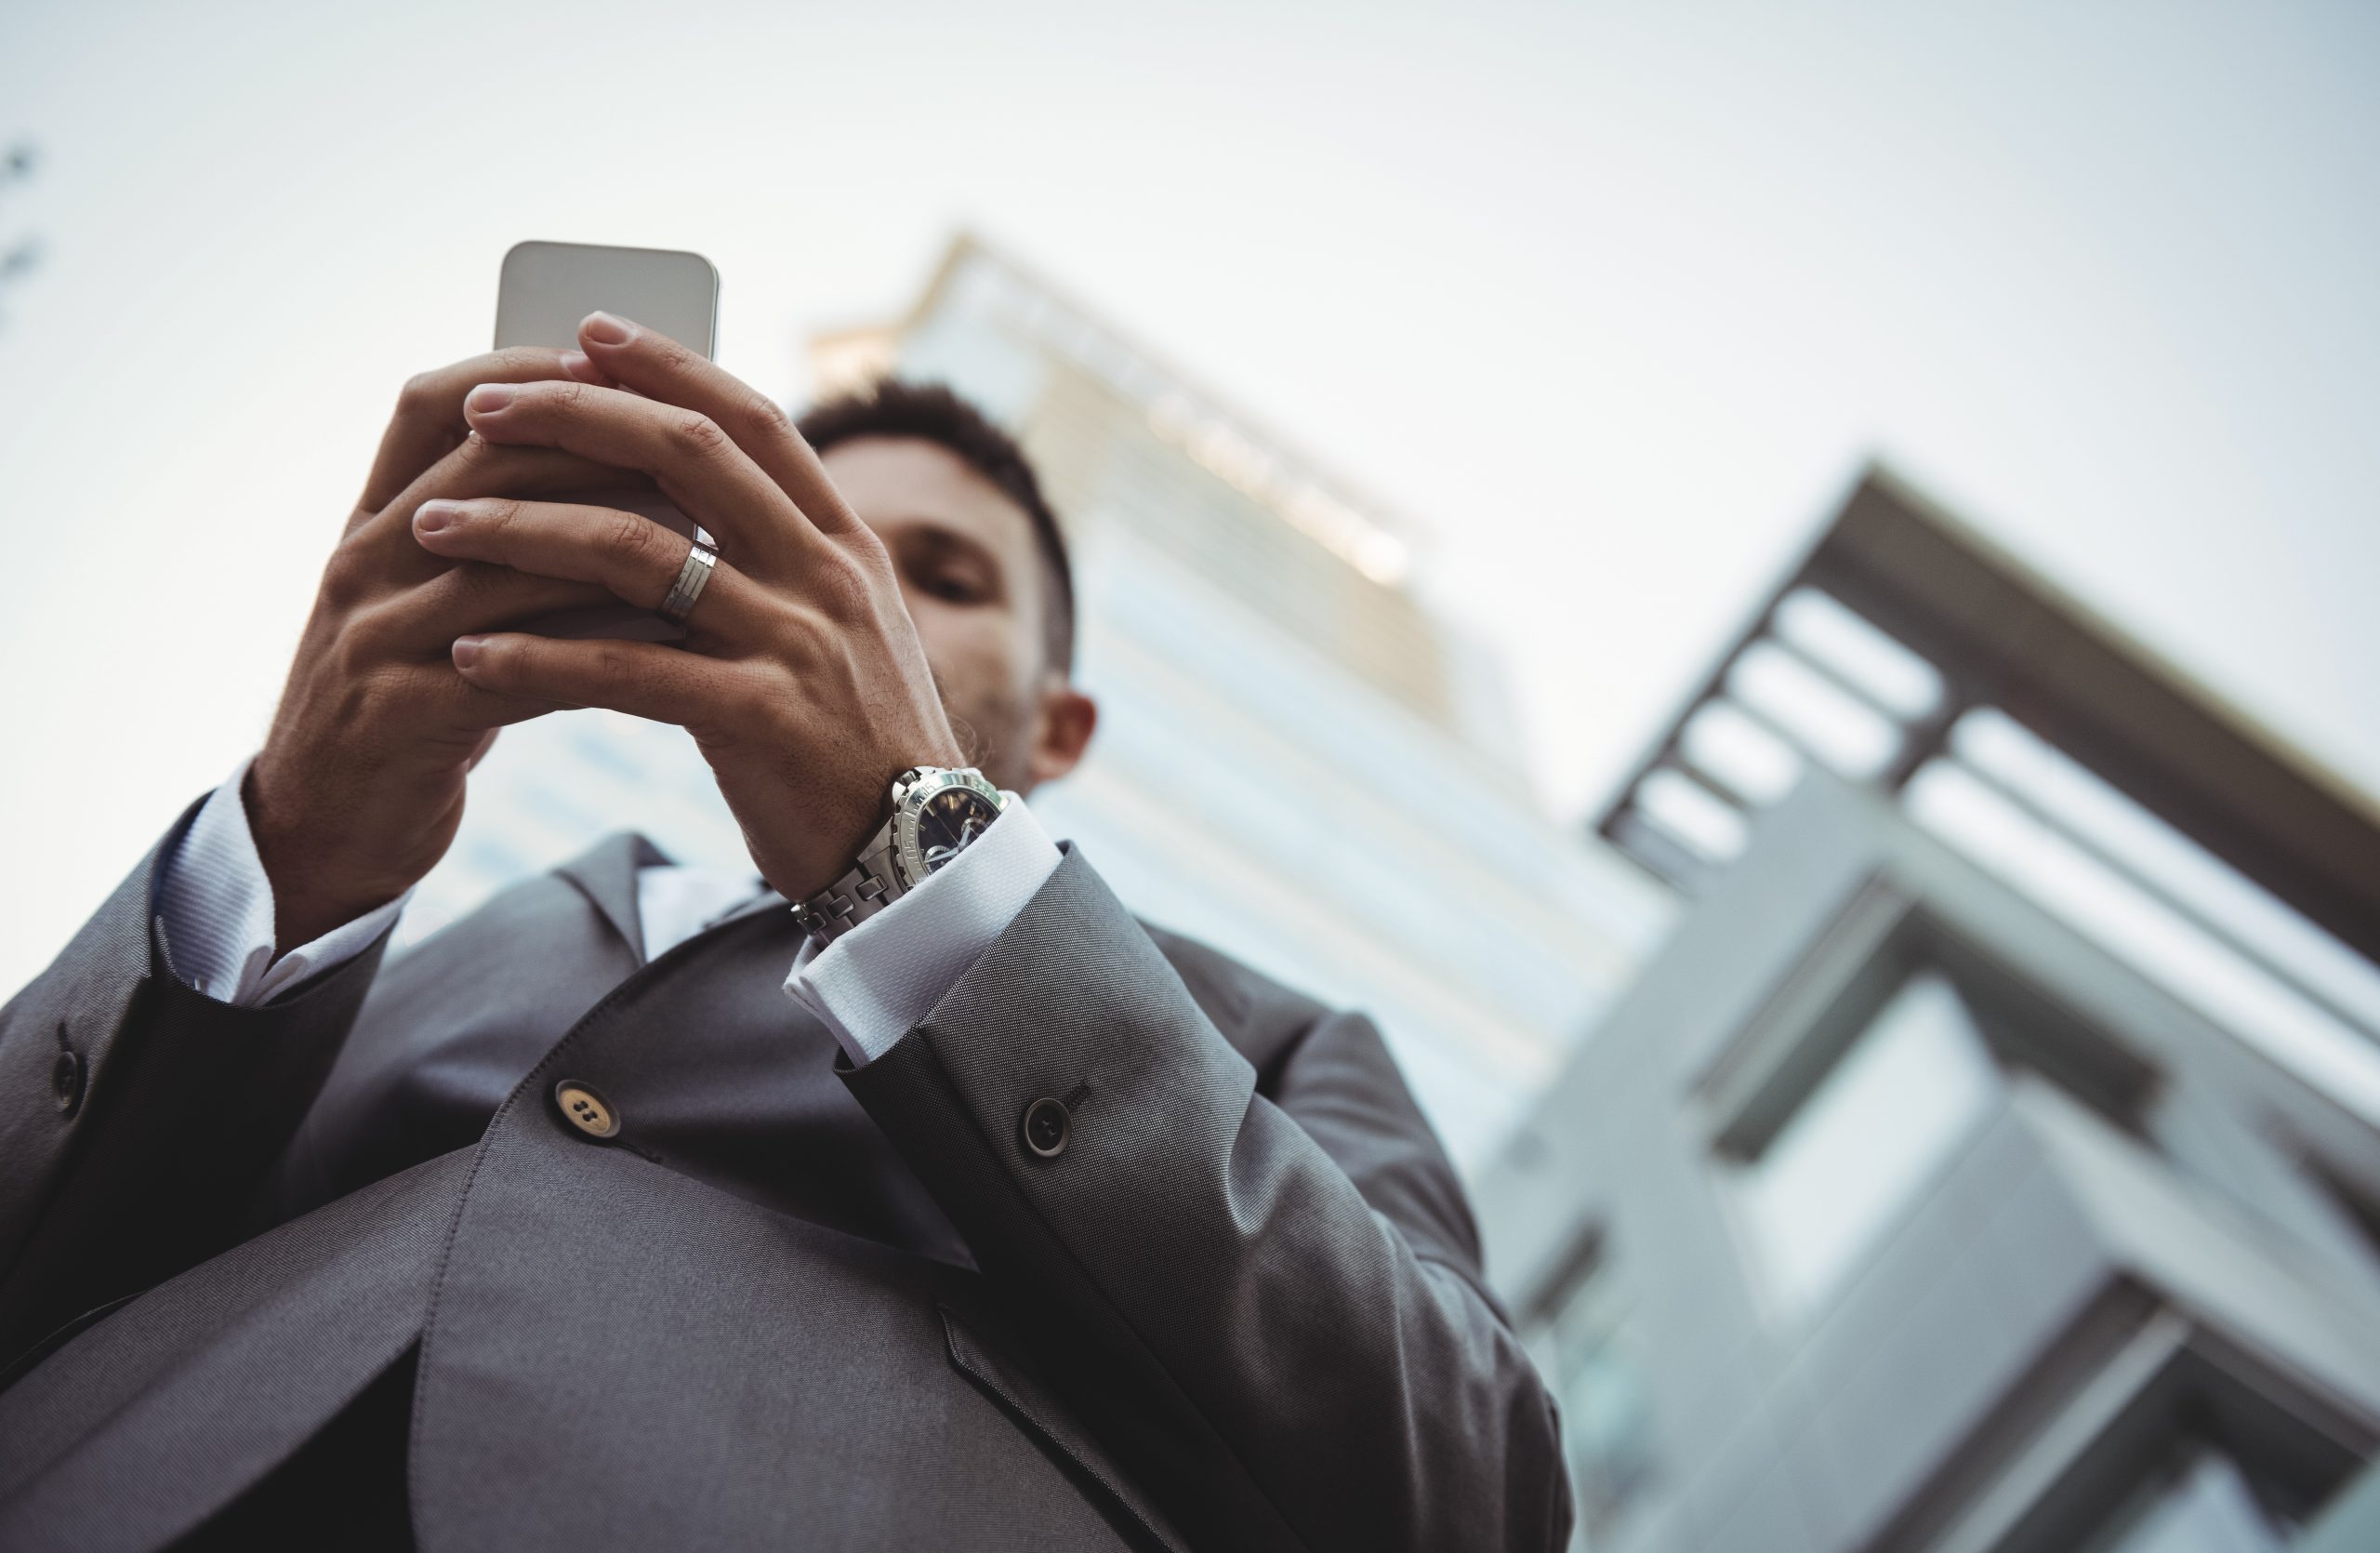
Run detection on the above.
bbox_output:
[558,350,603,383]
[414,499,460,534]
[452,636,485,669]
[466,383,514,414]
[582,312,634,347]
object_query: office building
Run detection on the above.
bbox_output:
[1474,471,2380,1551]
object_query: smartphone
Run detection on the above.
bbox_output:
[492,240,720,642]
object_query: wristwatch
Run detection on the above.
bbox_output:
[790,765,1008,948]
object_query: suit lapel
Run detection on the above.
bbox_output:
[555,832,672,967]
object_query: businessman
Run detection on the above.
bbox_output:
[0,312,1573,1551]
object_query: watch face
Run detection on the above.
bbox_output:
[892,767,1006,883]
[904,790,989,871]
[912,784,1002,873]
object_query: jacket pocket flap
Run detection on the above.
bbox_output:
[938,1298,1192,1553]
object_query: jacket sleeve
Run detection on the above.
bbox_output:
[0,796,391,1372]
[837,846,1575,1553]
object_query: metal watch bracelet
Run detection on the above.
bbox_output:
[789,832,906,946]
[791,766,1006,949]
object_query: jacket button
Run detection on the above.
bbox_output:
[51,1048,85,1117]
[553,1080,620,1139]
[1022,1096,1070,1159]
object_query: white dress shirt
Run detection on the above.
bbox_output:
[153,757,1063,1068]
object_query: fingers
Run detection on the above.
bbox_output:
[353,347,594,524]
[386,443,646,525]
[436,672,575,732]
[409,497,764,638]
[573,312,862,540]
[344,657,572,742]
[459,378,817,578]
[449,631,744,730]
[363,560,618,652]
[351,441,658,586]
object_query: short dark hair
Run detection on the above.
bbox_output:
[798,381,1076,675]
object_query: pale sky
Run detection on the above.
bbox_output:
[2,0,2374,996]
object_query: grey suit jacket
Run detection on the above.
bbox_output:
[0,797,1573,1552]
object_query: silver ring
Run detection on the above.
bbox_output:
[657,541,718,626]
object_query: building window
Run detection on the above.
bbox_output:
[2301,1152,2380,1281]
[1531,1240,1659,1545]
[1733,968,2001,1319]
[1906,708,2380,1132]
[2082,1449,2297,1553]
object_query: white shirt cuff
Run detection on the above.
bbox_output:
[784,794,1061,1068]
[154,755,410,1005]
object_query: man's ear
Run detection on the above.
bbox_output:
[1025,676,1098,787]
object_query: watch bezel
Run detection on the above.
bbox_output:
[890,766,1006,884]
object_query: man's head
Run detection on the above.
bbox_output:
[798,382,1095,796]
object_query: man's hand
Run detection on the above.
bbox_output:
[247,348,640,948]
[408,312,968,905]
